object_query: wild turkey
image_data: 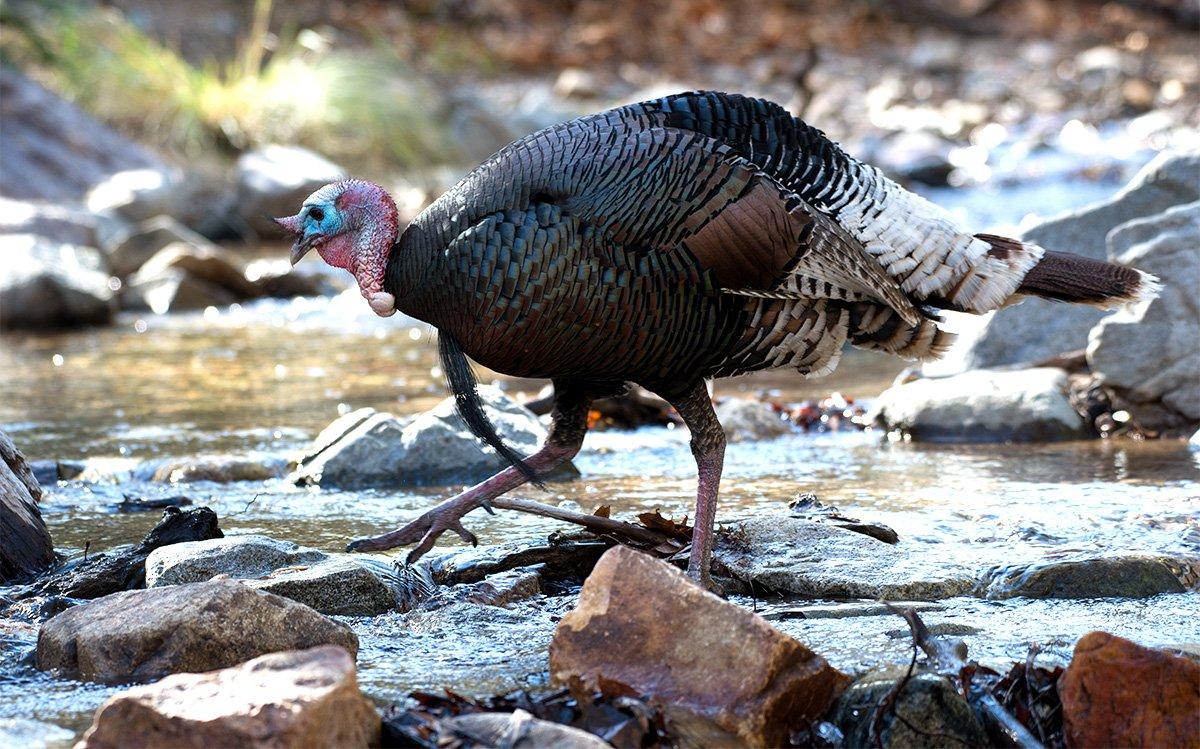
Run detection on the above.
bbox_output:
[278,91,1157,588]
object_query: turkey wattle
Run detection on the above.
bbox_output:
[276,91,1158,588]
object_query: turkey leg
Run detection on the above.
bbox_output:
[346,383,593,562]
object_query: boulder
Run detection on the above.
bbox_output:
[0,197,108,247]
[1088,202,1200,424]
[440,710,608,748]
[127,242,262,313]
[243,257,339,298]
[980,554,1195,599]
[149,454,288,483]
[146,535,326,587]
[714,516,975,600]
[76,646,379,749]
[234,145,344,237]
[833,670,988,748]
[0,234,115,329]
[869,367,1088,443]
[36,579,357,683]
[86,167,185,225]
[105,216,218,279]
[959,149,1200,370]
[1059,631,1200,749]
[294,388,571,488]
[714,399,795,442]
[246,557,405,616]
[124,267,238,313]
[550,546,850,748]
[0,430,55,581]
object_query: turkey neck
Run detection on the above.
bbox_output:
[383,221,451,327]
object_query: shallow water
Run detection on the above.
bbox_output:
[3,134,1199,745]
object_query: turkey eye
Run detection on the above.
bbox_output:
[309,207,324,222]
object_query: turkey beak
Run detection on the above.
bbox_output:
[273,213,315,266]
[290,237,314,266]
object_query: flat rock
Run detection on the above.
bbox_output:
[1088,201,1200,424]
[550,546,850,748]
[294,387,574,488]
[246,556,407,616]
[980,554,1196,599]
[0,234,115,330]
[149,454,288,483]
[958,149,1200,370]
[1059,631,1200,749]
[0,429,54,582]
[714,516,975,600]
[36,579,357,683]
[76,645,379,749]
[146,535,326,587]
[869,367,1088,443]
[833,670,988,748]
[715,398,795,442]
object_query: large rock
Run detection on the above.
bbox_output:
[833,670,988,748]
[0,234,115,329]
[1059,631,1200,749]
[36,579,357,683]
[86,167,185,225]
[294,387,569,488]
[235,145,344,236]
[146,535,326,587]
[715,398,795,442]
[959,150,1200,370]
[126,242,262,314]
[105,216,218,278]
[1088,202,1200,424]
[0,430,55,581]
[980,554,1195,599]
[0,197,111,247]
[715,516,975,600]
[550,546,850,748]
[870,367,1087,443]
[76,646,379,749]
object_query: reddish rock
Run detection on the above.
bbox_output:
[1059,631,1200,749]
[549,546,850,747]
[76,645,379,749]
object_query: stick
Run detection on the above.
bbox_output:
[488,497,677,548]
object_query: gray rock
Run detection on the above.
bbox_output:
[126,242,262,313]
[246,556,413,616]
[714,516,975,600]
[834,671,988,749]
[959,149,1200,370]
[1088,202,1200,423]
[105,216,218,278]
[980,554,1196,599]
[0,234,115,329]
[36,579,358,684]
[294,387,572,488]
[442,711,609,749]
[86,167,186,224]
[146,535,327,587]
[148,454,288,483]
[125,267,238,313]
[0,197,105,247]
[714,398,795,442]
[235,145,344,236]
[1,430,55,582]
[869,367,1088,442]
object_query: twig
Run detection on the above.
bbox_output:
[970,691,1044,749]
[488,497,678,548]
[869,621,920,748]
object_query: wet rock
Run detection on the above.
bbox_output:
[833,670,988,749]
[86,167,185,225]
[36,579,358,683]
[428,538,609,586]
[105,216,218,278]
[550,546,850,747]
[870,367,1088,443]
[960,149,1200,370]
[981,554,1194,599]
[126,242,262,314]
[0,430,54,582]
[294,387,573,488]
[714,398,795,442]
[714,515,975,600]
[447,566,545,608]
[1059,631,1200,749]
[149,454,287,483]
[1088,201,1200,424]
[247,556,407,616]
[146,534,326,587]
[234,145,345,237]
[76,645,379,749]
[0,234,115,330]
[789,494,900,544]
[441,710,608,748]
[27,459,86,485]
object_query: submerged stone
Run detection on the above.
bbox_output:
[980,554,1195,599]
[833,670,988,749]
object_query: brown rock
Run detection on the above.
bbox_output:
[1059,631,1200,749]
[75,645,379,749]
[549,546,850,748]
[37,579,357,684]
[0,429,55,581]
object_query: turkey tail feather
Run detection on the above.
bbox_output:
[438,332,544,487]
[1014,248,1160,308]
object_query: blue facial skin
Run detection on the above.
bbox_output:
[300,202,343,244]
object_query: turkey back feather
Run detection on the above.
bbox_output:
[437,332,544,487]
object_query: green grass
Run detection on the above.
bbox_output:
[1,0,461,171]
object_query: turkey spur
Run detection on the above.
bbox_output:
[276,91,1158,588]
